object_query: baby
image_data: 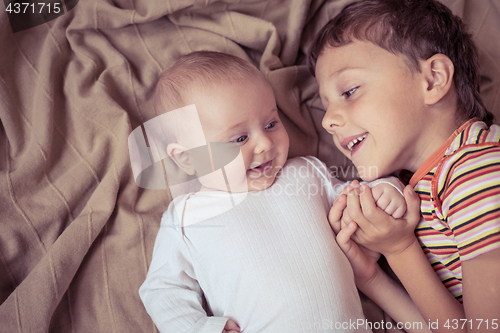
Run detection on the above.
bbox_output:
[139,51,408,333]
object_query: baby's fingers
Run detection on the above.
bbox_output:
[391,202,407,219]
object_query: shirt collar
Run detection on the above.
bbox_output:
[409,118,477,187]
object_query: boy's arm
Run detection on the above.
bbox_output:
[441,157,500,332]
[139,219,238,333]
[461,248,500,332]
[345,185,466,332]
[330,197,431,333]
[349,147,500,332]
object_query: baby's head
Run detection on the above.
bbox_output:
[306,0,493,179]
[154,51,289,192]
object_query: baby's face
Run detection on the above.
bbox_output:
[192,77,290,192]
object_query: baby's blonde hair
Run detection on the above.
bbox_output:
[154,51,262,114]
[153,51,263,149]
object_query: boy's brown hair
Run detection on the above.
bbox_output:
[308,0,493,125]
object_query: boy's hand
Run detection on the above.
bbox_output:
[371,180,406,219]
[329,195,380,287]
[345,184,421,258]
[223,319,240,333]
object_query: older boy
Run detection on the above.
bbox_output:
[138,51,418,333]
[309,0,500,332]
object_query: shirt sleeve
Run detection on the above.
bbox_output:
[364,177,405,196]
[440,146,500,261]
[299,156,405,203]
[298,156,349,204]
[139,211,228,333]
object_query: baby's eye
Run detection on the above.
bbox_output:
[342,86,359,99]
[232,135,248,143]
[265,121,277,130]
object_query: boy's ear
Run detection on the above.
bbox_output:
[421,53,454,105]
[167,143,196,176]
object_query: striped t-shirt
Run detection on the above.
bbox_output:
[410,119,500,303]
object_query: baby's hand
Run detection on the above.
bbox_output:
[370,178,406,219]
[223,319,240,333]
[344,184,421,258]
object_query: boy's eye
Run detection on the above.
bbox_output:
[265,121,277,129]
[232,135,248,143]
[342,86,359,98]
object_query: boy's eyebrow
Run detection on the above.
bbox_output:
[318,67,366,103]
[328,66,365,79]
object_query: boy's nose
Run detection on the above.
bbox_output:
[321,106,345,132]
[254,134,274,154]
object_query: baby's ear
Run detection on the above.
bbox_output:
[167,143,196,176]
[421,53,454,105]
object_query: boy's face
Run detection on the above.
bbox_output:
[192,76,290,192]
[315,40,431,180]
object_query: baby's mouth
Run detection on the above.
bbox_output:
[249,160,273,173]
[347,134,367,151]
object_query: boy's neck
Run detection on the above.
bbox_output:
[409,105,466,173]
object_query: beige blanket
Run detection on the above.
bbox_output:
[0,0,499,332]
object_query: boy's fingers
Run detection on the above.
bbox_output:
[346,190,371,230]
[403,185,421,226]
[336,222,359,258]
[357,185,379,220]
[329,194,347,230]
[331,221,341,234]
[337,221,358,246]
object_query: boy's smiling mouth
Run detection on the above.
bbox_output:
[342,133,368,151]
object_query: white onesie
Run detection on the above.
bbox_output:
[140,156,374,333]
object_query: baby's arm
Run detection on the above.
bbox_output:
[368,177,406,218]
[139,217,239,333]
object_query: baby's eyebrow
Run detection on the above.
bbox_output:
[269,107,279,115]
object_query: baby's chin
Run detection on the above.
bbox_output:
[244,181,270,192]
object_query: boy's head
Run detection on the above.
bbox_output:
[307,0,493,180]
[308,0,492,126]
[155,51,289,192]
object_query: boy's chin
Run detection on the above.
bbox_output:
[354,167,382,182]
